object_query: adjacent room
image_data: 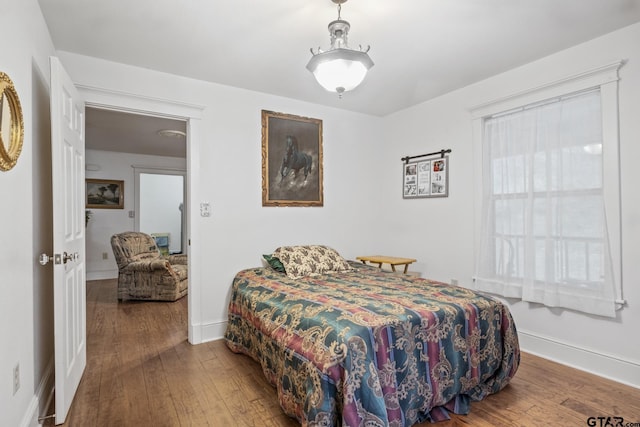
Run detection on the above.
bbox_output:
[1,1,639,426]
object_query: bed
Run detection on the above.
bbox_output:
[224,246,519,426]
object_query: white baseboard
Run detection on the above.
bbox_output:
[20,356,54,427]
[519,329,640,389]
[87,270,117,281]
[199,320,228,344]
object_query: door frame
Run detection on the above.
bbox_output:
[78,84,205,344]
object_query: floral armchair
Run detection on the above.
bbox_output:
[110,231,188,301]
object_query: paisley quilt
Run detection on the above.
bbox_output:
[224,262,519,426]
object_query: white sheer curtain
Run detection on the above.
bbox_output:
[474,89,617,317]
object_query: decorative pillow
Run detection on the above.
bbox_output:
[272,245,352,279]
[262,254,286,273]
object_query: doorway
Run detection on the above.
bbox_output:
[135,169,187,255]
[79,85,204,344]
[85,107,188,277]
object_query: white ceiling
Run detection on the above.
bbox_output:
[85,108,186,158]
[38,0,640,156]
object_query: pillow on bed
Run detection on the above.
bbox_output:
[272,245,352,279]
[262,254,286,273]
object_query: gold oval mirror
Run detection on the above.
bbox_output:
[0,72,24,171]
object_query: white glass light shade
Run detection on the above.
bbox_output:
[307,48,374,94]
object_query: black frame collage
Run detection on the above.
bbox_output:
[403,156,449,198]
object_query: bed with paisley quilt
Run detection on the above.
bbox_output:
[224,246,519,427]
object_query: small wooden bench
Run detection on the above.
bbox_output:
[356,255,417,274]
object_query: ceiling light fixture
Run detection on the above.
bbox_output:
[157,129,186,138]
[306,0,373,98]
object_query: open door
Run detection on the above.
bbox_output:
[49,56,87,424]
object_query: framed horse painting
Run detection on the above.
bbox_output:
[261,110,323,206]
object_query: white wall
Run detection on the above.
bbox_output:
[0,1,57,426]
[85,149,186,279]
[382,23,640,387]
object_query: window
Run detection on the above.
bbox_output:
[471,62,624,317]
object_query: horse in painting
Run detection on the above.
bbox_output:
[280,135,312,181]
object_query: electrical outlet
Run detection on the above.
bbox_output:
[13,363,19,395]
[451,278,459,286]
[102,252,108,260]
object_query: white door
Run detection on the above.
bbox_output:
[50,56,87,425]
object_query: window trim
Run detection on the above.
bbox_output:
[470,60,625,308]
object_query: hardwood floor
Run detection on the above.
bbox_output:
[50,279,640,426]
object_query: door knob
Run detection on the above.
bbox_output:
[39,253,62,265]
[62,252,80,264]
[39,252,78,265]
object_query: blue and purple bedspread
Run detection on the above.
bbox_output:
[224,262,519,426]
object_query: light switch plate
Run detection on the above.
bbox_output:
[200,202,211,217]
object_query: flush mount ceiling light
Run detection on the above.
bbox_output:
[157,129,186,138]
[307,0,373,97]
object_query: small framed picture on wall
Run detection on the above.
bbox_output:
[86,178,124,209]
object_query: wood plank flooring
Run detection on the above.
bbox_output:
[48,279,640,426]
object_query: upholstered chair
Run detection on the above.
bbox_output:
[110,231,188,301]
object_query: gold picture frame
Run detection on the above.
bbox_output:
[86,179,125,209]
[0,72,25,172]
[261,110,323,207]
